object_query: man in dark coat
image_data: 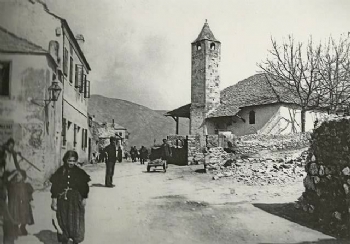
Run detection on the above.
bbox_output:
[103,137,117,187]
[160,139,172,164]
[139,146,148,165]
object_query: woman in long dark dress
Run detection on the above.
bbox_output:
[7,169,34,236]
[50,150,91,244]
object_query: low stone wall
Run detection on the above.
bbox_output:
[295,117,350,237]
[235,133,311,155]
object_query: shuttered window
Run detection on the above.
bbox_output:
[69,56,73,83]
[75,64,83,89]
[63,48,68,76]
[62,118,67,146]
[73,124,77,147]
[84,79,90,98]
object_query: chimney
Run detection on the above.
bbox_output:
[75,34,85,52]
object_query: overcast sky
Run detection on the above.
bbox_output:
[46,0,350,110]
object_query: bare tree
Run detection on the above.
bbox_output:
[258,36,322,132]
[317,36,350,113]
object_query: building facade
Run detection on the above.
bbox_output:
[0,27,62,183]
[0,0,92,182]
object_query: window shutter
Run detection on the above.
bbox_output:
[75,64,83,88]
[85,129,88,149]
[63,48,68,76]
[62,118,67,146]
[84,80,90,98]
[73,124,77,146]
[69,56,73,82]
[81,128,85,149]
[79,74,86,93]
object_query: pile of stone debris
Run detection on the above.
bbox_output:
[203,147,307,186]
[295,117,350,237]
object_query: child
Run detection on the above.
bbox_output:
[7,170,34,236]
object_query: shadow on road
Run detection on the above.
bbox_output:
[142,171,166,173]
[260,239,349,244]
[194,168,206,174]
[254,203,349,242]
[90,183,109,188]
[34,230,60,244]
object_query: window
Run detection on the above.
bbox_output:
[81,128,85,149]
[210,43,215,50]
[62,118,67,146]
[69,56,73,83]
[79,74,86,93]
[85,129,88,149]
[84,79,90,98]
[196,43,201,50]
[75,64,83,88]
[73,124,77,147]
[63,48,68,76]
[0,62,10,96]
[249,110,256,124]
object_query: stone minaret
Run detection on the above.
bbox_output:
[190,20,221,142]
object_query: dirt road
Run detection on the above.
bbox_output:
[12,162,346,244]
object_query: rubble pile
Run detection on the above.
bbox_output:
[236,133,310,155]
[295,117,350,237]
[205,147,307,186]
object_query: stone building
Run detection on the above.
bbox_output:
[0,0,93,181]
[0,27,62,183]
[94,121,129,148]
[166,21,326,148]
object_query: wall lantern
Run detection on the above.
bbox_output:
[47,81,62,102]
[29,81,62,107]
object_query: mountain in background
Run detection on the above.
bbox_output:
[88,95,189,148]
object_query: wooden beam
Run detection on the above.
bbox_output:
[176,116,179,135]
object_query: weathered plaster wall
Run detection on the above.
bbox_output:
[0,54,62,184]
[0,0,61,56]
[0,1,92,164]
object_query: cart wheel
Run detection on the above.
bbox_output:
[147,166,150,172]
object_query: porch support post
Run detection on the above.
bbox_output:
[171,116,180,135]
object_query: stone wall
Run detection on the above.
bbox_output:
[296,117,350,237]
[235,133,311,155]
[187,134,201,165]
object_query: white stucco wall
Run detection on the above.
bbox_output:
[206,103,328,136]
[0,53,62,182]
[62,33,90,163]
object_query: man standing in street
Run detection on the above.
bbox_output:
[103,136,117,187]
[161,139,172,166]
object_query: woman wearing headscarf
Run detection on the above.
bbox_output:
[50,150,91,244]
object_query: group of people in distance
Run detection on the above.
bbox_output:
[0,138,90,244]
[129,145,148,164]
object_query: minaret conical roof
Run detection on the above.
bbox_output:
[192,20,220,44]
